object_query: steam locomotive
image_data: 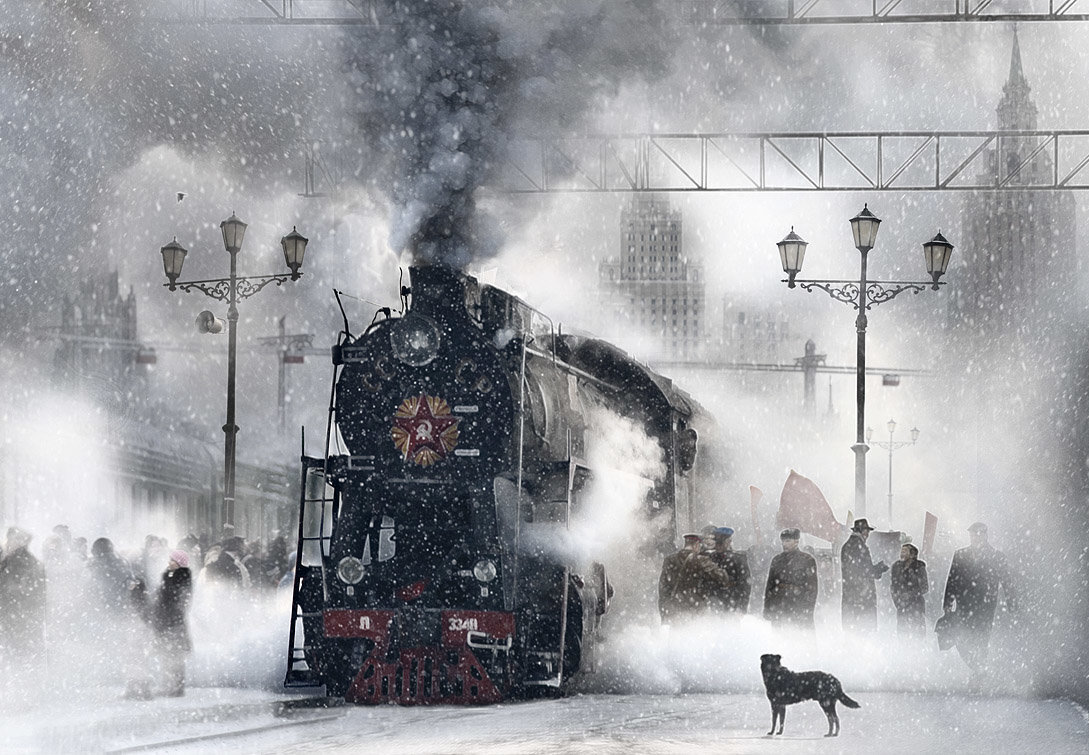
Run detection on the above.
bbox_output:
[284,265,723,704]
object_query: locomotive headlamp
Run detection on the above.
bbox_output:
[473,558,498,583]
[337,556,366,585]
[390,312,441,367]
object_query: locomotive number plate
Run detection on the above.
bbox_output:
[440,610,515,649]
[447,616,479,632]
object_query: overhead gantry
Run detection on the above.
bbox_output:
[496,130,1089,193]
[146,0,1089,26]
[298,130,1089,196]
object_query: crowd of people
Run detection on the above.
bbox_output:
[657,519,1017,674]
[0,523,294,698]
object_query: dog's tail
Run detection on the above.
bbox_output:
[838,692,861,709]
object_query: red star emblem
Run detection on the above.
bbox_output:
[391,395,460,466]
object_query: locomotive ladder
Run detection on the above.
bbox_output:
[285,453,337,687]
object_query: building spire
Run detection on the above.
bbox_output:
[1008,26,1026,88]
[997,27,1036,131]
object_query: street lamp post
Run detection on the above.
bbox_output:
[777,205,952,518]
[866,420,920,525]
[159,214,308,529]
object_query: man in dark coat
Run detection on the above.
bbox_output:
[0,527,47,655]
[658,533,731,622]
[942,522,1016,672]
[890,542,929,638]
[151,550,193,696]
[706,527,751,614]
[763,528,819,629]
[840,519,889,632]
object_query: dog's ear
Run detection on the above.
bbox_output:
[773,654,781,662]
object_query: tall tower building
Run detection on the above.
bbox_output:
[599,195,705,360]
[944,33,1081,524]
[950,32,1078,340]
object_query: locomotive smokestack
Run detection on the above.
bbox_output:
[406,264,478,320]
[410,209,475,270]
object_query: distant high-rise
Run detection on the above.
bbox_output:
[950,32,1078,339]
[599,195,704,360]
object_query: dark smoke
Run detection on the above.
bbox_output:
[340,0,677,267]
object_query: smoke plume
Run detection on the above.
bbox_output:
[340,0,677,266]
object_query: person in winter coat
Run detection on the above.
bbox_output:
[763,528,819,629]
[658,533,731,622]
[203,537,250,588]
[890,543,929,638]
[840,519,889,632]
[87,538,136,616]
[706,527,751,614]
[0,527,47,654]
[151,550,193,696]
[942,522,1016,672]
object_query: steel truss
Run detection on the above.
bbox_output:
[150,0,378,25]
[495,130,1089,193]
[682,0,1089,26]
[146,1,1089,26]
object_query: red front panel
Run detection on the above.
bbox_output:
[322,609,515,704]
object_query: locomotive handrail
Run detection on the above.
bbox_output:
[513,333,528,613]
[523,345,621,394]
[466,631,513,651]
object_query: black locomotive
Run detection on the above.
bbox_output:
[284,265,723,703]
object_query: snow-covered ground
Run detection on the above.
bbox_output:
[1,687,1086,754]
[3,587,1084,753]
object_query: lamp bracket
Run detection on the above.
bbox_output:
[164,272,302,302]
[869,440,917,451]
[786,278,945,311]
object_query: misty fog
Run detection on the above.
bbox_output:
[2,0,1087,713]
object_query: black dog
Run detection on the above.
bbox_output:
[759,654,860,737]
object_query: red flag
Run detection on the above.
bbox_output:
[776,470,842,542]
[921,511,938,557]
[749,485,764,542]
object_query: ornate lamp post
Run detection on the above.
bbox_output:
[777,205,952,517]
[159,214,308,528]
[866,420,920,525]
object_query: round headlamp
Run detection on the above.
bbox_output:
[390,312,441,367]
[473,558,498,583]
[337,556,366,585]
